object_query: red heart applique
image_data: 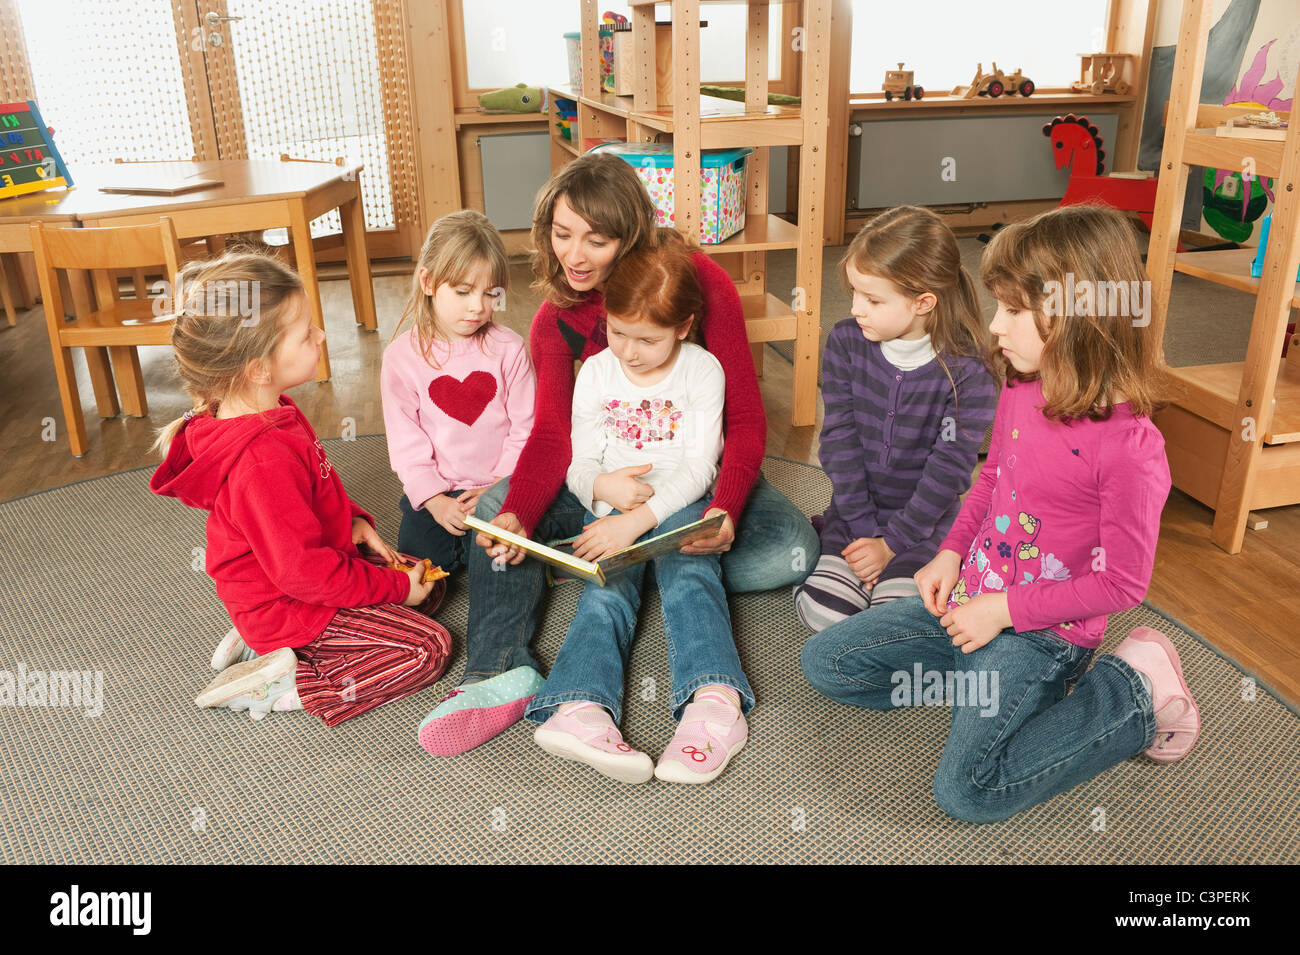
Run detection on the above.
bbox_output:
[429,371,497,426]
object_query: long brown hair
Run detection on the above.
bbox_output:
[980,203,1167,421]
[602,232,703,342]
[842,206,991,423]
[152,252,305,456]
[394,209,510,367]
[530,152,659,308]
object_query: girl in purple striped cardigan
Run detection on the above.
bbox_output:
[795,207,998,631]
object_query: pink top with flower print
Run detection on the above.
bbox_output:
[937,378,1171,649]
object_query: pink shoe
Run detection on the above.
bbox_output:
[1114,627,1201,763]
[654,699,748,784]
[533,702,654,784]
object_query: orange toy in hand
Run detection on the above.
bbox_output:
[389,558,450,584]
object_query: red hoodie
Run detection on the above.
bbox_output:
[150,395,408,654]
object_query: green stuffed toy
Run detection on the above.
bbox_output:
[477,83,547,113]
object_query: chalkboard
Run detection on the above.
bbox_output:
[0,100,73,200]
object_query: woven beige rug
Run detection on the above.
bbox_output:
[1,443,1296,864]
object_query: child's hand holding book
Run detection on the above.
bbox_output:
[572,507,658,562]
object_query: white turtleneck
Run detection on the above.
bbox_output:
[880,333,937,371]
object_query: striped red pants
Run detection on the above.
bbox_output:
[294,603,451,727]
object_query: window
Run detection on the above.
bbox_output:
[462,0,782,91]
[17,0,193,166]
[849,0,1110,95]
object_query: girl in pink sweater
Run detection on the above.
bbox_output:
[802,205,1200,823]
[381,211,536,574]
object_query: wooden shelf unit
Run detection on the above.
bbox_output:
[1146,0,1300,554]
[547,0,832,426]
[1173,248,1300,307]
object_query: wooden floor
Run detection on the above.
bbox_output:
[3,263,1298,707]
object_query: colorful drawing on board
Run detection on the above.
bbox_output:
[1203,39,1294,242]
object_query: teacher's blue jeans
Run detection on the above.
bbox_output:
[801,596,1157,823]
[460,474,816,681]
[523,497,754,724]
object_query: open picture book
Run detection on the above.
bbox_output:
[463,512,726,586]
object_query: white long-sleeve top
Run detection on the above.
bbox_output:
[567,342,725,525]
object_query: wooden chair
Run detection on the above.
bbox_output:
[29,217,184,456]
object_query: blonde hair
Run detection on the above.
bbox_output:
[842,206,991,423]
[980,204,1168,421]
[395,210,509,367]
[531,152,660,308]
[152,253,305,456]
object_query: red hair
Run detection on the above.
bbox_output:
[602,232,703,339]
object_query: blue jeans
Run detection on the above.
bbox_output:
[461,473,817,681]
[523,497,754,724]
[801,596,1157,823]
[397,490,469,574]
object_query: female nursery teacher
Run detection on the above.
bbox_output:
[417,152,817,756]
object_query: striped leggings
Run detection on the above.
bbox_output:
[294,603,451,727]
[794,554,920,632]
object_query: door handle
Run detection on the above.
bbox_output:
[204,11,244,26]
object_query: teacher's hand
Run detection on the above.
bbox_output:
[475,511,528,566]
[678,508,735,556]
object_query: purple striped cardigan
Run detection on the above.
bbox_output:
[818,318,998,576]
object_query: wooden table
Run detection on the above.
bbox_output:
[61,159,378,381]
[0,189,80,325]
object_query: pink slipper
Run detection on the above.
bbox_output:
[533,702,653,784]
[1114,627,1201,763]
[654,699,748,784]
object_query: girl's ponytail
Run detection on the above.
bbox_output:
[152,252,305,456]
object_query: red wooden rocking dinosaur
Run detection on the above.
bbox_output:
[1043,113,1161,230]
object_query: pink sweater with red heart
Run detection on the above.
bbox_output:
[380,324,536,510]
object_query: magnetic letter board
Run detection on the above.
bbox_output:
[0,101,73,200]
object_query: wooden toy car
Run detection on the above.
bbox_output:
[882,62,924,101]
[1071,53,1133,95]
[955,62,1035,98]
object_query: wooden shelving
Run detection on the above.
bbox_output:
[739,292,798,341]
[550,0,831,426]
[715,213,800,252]
[1167,359,1300,444]
[1146,0,1300,554]
[1181,126,1286,181]
[848,92,1138,113]
[452,108,549,128]
[1173,248,1300,307]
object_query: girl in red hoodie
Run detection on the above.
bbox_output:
[151,253,450,725]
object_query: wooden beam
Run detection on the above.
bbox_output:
[823,0,851,244]
[408,0,462,228]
